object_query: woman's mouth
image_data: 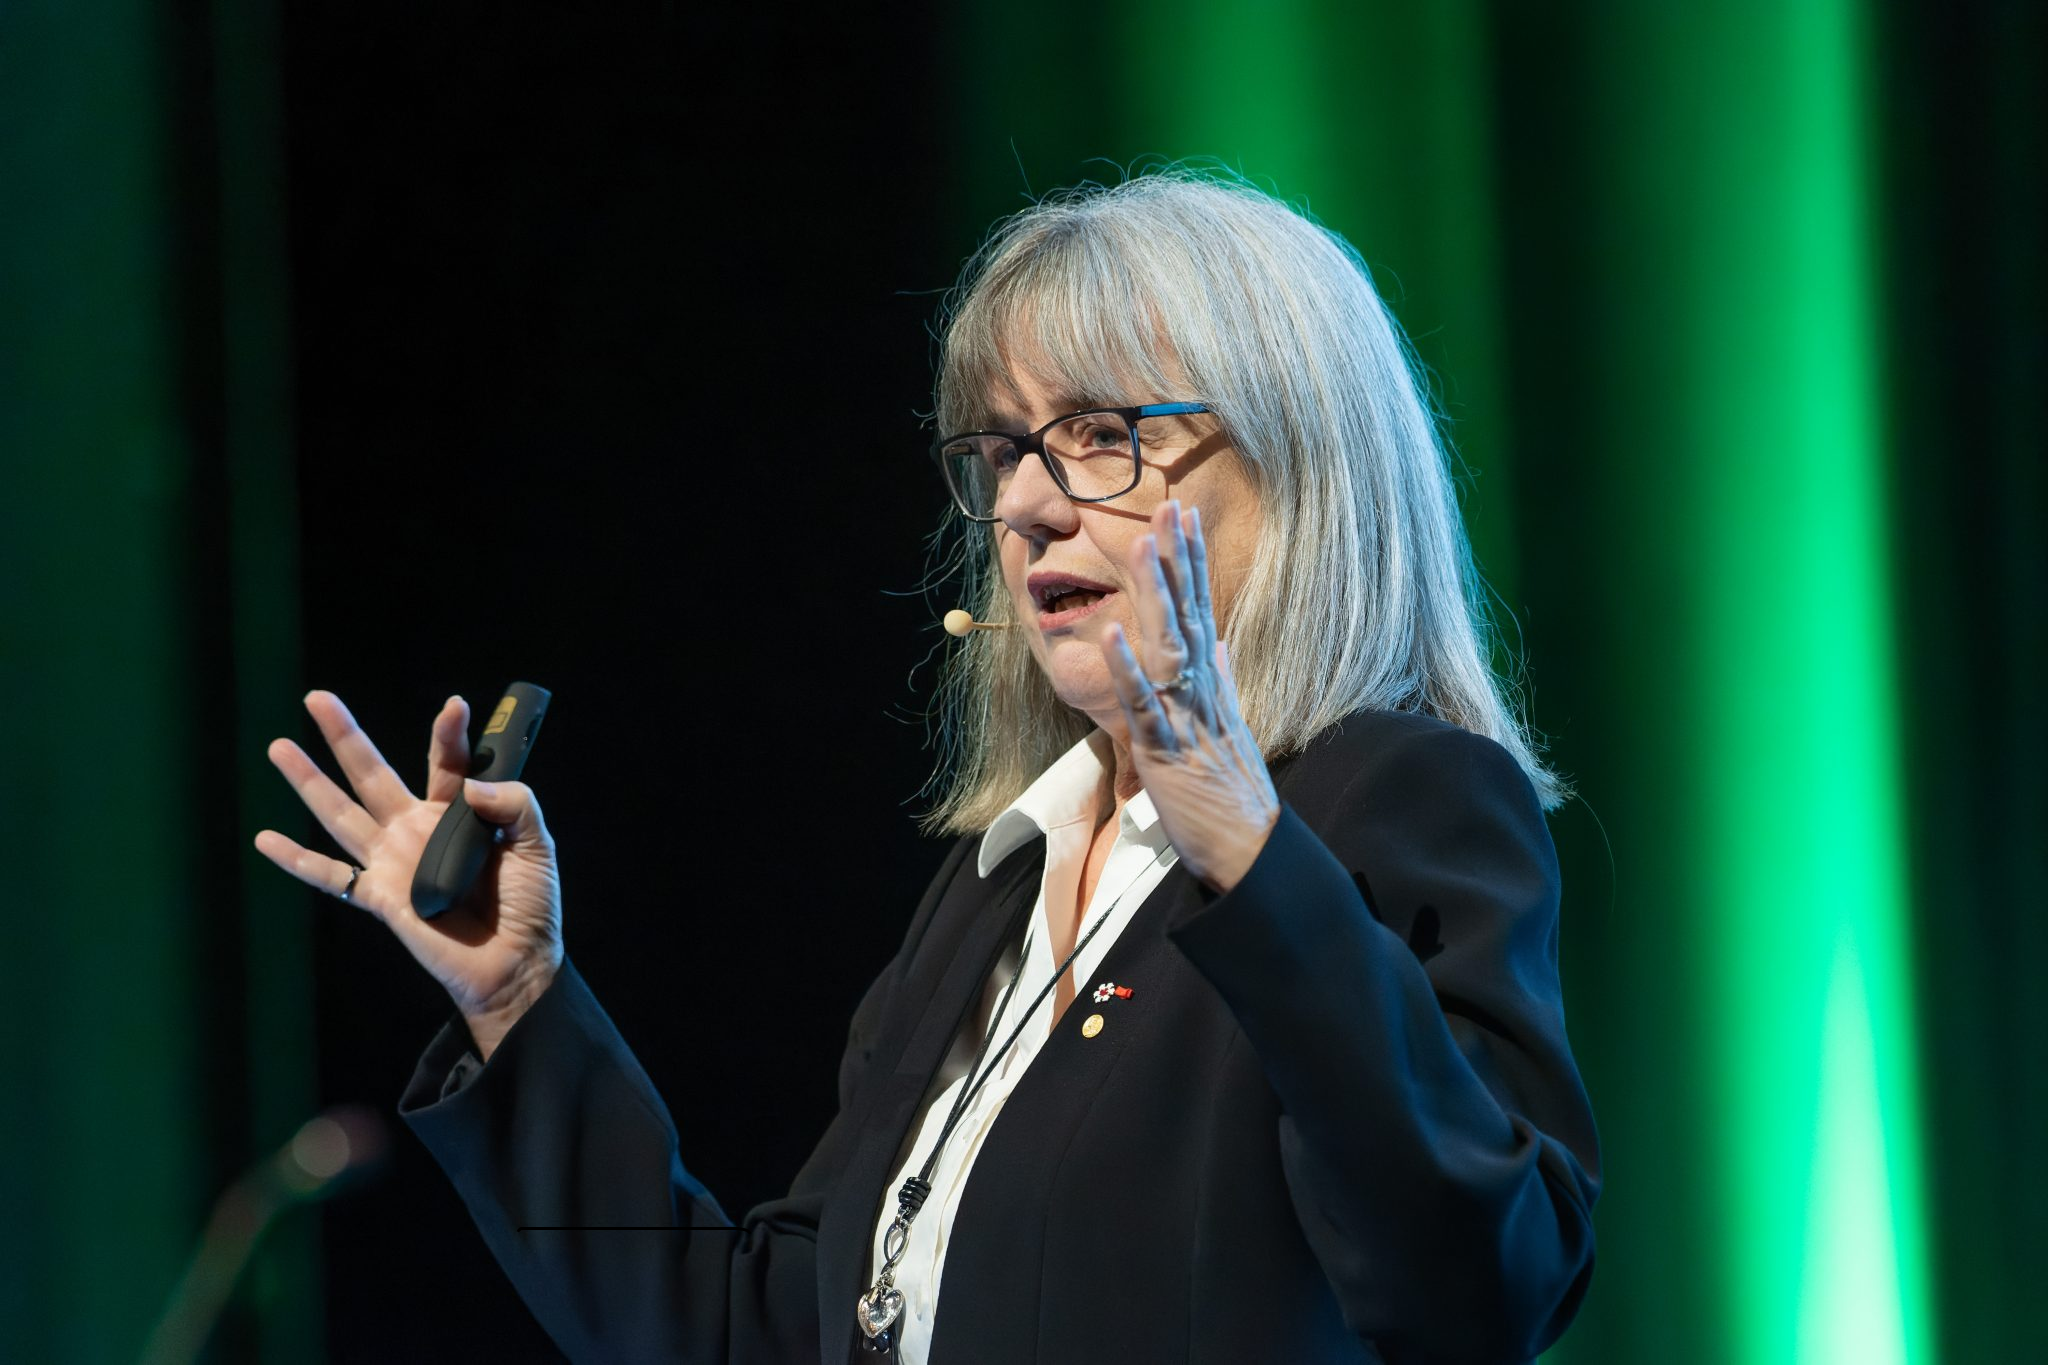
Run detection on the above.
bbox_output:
[1036,587,1115,629]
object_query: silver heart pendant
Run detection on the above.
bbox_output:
[857,1287,904,1338]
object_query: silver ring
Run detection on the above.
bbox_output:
[339,865,362,902]
[1152,668,1197,696]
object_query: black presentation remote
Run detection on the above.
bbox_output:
[410,681,551,919]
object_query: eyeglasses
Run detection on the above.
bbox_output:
[931,403,1212,523]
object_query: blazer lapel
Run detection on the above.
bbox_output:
[918,857,1211,1362]
[813,843,1043,1364]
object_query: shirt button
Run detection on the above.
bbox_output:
[1081,1013,1104,1038]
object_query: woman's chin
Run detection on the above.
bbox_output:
[1045,669,1117,724]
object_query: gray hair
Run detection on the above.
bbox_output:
[917,166,1571,835]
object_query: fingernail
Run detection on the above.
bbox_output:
[465,778,498,800]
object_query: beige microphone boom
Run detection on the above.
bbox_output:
[943,609,1009,637]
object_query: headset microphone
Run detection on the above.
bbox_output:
[943,609,1010,637]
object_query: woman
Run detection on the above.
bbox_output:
[256,169,1600,1364]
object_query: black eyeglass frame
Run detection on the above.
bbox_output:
[930,402,1213,523]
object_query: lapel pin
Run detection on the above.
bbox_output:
[1091,981,1134,1003]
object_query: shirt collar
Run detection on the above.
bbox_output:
[977,730,1166,877]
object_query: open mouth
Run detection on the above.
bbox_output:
[1039,587,1108,614]
[1029,575,1118,627]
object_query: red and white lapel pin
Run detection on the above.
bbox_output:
[1091,981,1134,1003]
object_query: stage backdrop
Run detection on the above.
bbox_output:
[1,2,2040,1363]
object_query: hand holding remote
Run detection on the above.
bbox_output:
[254,689,564,1059]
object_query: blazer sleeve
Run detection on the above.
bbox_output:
[1163,720,1601,1364]
[396,832,977,1365]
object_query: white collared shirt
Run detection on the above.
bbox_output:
[865,729,1181,1362]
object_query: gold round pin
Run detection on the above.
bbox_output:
[1081,1013,1104,1038]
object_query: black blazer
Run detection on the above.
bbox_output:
[399,706,1602,1364]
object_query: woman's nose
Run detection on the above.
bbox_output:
[994,448,1074,535]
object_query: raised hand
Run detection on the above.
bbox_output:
[253,690,563,1058]
[1099,499,1281,895]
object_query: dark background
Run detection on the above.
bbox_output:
[284,5,961,1359]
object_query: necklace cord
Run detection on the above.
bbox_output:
[868,842,1173,1297]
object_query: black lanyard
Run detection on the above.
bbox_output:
[854,842,1173,1358]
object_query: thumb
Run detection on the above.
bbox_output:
[463,778,549,845]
